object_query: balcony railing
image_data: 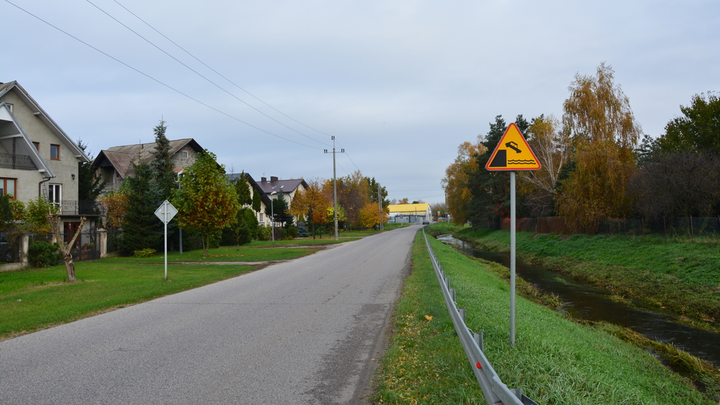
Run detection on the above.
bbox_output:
[0,153,38,170]
[59,200,102,216]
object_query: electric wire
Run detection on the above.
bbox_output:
[86,0,329,148]
[111,0,334,146]
[4,0,317,149]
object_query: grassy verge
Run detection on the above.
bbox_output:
[444,227,720,333]
[0,243,321,341]
[374,230,718,404]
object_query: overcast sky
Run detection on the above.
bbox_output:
[3,0,719,204]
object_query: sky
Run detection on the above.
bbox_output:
[3,0,719,204]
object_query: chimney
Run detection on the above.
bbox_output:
[271,176,278,182]
[261,177,266,183]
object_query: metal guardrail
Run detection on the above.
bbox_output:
[423,230,538,405]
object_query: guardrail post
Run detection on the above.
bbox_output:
[474,332,484,352]
[450,288,456,303]
[459,307,465,323]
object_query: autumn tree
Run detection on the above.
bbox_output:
[358,202,383,229]
[173,151,239,257]
[517,115,570,216]
[289,178,330,239]
[556,63,641,232]
[442,137,486,225]
[100,190,128,230]
[337,171,370,229]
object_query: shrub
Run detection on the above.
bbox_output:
[257,225,271,241]
[133,248,156,258]
[28,241,61,268]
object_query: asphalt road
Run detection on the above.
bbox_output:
[0,225,419,404]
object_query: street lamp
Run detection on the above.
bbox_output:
[270,191,277,242]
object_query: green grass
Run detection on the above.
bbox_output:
[374,230,718,404]
[0,243,323,340]
[447,228,720,332]
[114,244,323,263]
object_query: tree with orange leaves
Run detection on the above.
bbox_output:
[290,178,330,239]
[442,137,486,225]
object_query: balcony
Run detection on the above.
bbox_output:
[0,153,38,171]
[59,200,102,216]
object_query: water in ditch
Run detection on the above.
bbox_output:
[436,234,720,368]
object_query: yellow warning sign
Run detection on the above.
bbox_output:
[485,123,541,171]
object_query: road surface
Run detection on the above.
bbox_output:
[0,225,419,404]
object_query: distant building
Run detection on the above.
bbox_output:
[387,203,431,223]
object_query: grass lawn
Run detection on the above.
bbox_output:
[374,230,718,404]
[0,243,322,341]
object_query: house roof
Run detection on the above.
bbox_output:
[256,176,308,195]
[0,81,89,171]
[93,138,203,179]
[388,203,430,214]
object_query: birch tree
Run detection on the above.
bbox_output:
[556,63,641,232]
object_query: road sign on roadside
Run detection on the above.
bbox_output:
[154,200,177,280]
[485,123,541,171]
[154,200,178,224]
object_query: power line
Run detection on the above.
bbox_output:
[4,0,318,149]
[86,0,329,147]
[113,0,335,144]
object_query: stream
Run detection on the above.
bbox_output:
[436,234,720,368]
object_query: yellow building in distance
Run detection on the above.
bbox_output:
[387,203,431,224]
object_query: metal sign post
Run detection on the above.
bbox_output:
[485,124,541,345]
[154,200,178,280]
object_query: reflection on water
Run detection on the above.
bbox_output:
[436,234,720,368]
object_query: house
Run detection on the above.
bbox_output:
[257,176,307,206]
[92,138,203,194]
[0,81,92,233]
[387,203,431,223]
[256,176,308,226]
[227,172,273,226]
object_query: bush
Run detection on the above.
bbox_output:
[133,248,156,258]
[257,225,271,241]
[28,241,61,268]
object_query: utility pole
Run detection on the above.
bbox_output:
[324,136,344,241]
[378,186,384,231]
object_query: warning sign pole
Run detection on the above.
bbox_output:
[510,172,516,345]
[484,123,540,346]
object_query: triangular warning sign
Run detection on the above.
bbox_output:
[485,123,541,171]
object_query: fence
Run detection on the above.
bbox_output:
[0,229,123,267]
[423,229,537,405]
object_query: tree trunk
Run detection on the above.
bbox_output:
[47,208,86,282]
[64,252,76,282]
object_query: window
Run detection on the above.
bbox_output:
[51,144,60,160]
[181,151,189,159]
[0,178,17,200]
[33,142,40,151]
[48,184,61,205]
